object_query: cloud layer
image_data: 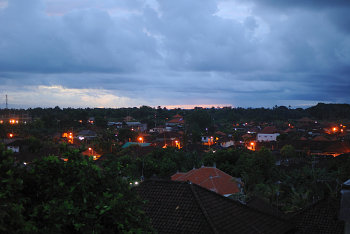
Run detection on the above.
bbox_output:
[0,0,349,108]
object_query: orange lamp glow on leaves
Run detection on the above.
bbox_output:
[249,142,256,151]
[67,132,74,144]
[175,140,181,149]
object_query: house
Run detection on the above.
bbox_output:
[201,136,214,145]
[218,138,235,148]
[133,179,294,234]
[121,142,151,149]
[126,122,147,132]
[107,121,123,128]
[166,114,185,127]
[76,130,97,140]
[257,126,280,142]
[149,125,167,134]
[154,132,182,148]
[171,166,241,197]
[6,139,26,153]
[0,112,32,124]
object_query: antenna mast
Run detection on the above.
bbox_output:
[5,94,8,109]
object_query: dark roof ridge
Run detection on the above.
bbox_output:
[189,180,293,224]
[140,179,292,224]
[190,182,263,233]
[189,183,219,234]
[136,179,293,233]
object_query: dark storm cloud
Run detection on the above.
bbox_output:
[0,0,349,108]
[0,0,158,73]
[249,0,350,9]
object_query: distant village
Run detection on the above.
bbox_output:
[1,103,350,233]
[2,106,350,161]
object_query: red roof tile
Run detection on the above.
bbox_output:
[171,167,240,195]
[313,136,330,141]
[172,114,183,118]
[167,118,185,124]
[260,126,278,134]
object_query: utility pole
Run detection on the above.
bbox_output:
[5,94,8,109]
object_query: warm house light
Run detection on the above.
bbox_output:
[9,133,13,138]
[67,132,74,144]
[175,140,181,149]
[9,119,18,124]
[248,141,256,151]
[88,147,92,151]
[333,127,338,132]
[138,137,143,143]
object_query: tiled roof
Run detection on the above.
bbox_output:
[171,167,240,195]
[133,180,294,234]
[312,136,330,141]
[298,117,314,122]
[324,141,350,154]
[121,142,151,148]
[167,118,185,124]
[260,126,278,134]
[291,198,344,234]
[215,131,226,136]
[172,114,183,118]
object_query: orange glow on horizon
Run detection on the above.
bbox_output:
[164,104,233,109]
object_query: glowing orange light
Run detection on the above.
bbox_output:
[9,133,13,138]
[138,137,143,143]
[333,127,338,132]
[250,142,255,146]
[9,119,17,124]
[88,147,92,151]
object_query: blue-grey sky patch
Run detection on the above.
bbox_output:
[0,0,349,108]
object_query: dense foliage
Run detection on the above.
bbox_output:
[0,145,152,233]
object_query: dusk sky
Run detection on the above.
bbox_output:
[1,0,350,109]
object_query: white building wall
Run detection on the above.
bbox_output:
[256,133,280,142]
